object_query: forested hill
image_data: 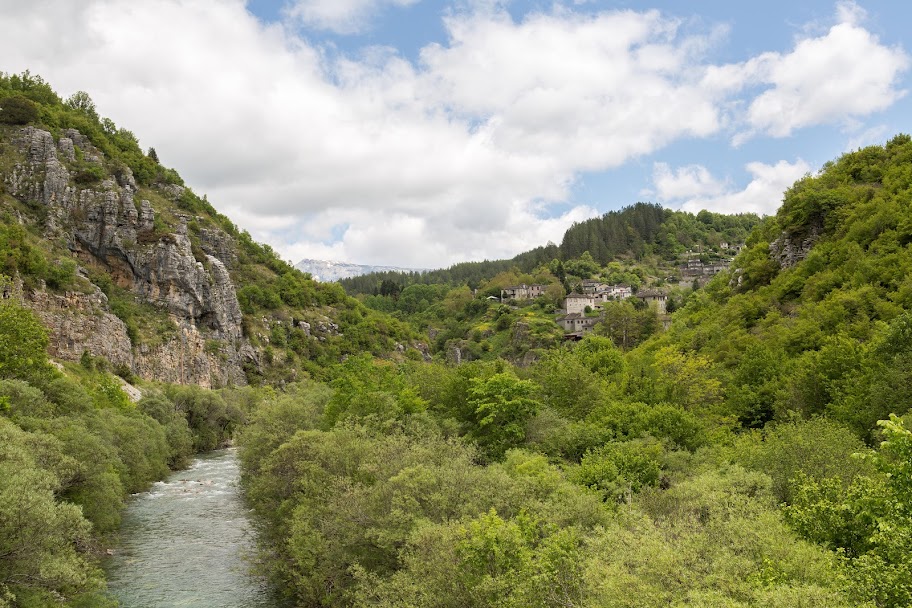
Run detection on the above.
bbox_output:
[0,72,420,387]
[654,133,912,437]
[340,202,759,294]
[237,135,912,607]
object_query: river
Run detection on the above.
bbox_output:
[104,448,278,607]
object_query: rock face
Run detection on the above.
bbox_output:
[769,222,822,269]
[22,281,134,370]
[4,126,253,388]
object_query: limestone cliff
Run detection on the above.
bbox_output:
[3,126,253,387]
[768,223,821,270]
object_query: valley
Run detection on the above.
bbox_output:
[2,72,912,608]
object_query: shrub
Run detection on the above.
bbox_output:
[0,298,51,383]
[0,94,38,124]
[74,164,105,184]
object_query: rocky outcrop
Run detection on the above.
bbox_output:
[5,126,254,388]
[447,343,465,365]
[199,228,237,269]
[133,322,253,388]
[22,281,134,370]
[769,222,822,269]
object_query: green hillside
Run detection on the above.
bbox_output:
[656,134,912,436]
[0,72,420,386]
[3,70,912,607]
[237,139,912,606]
[338,204,759,364]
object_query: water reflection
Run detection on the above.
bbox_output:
[104,449,276,607]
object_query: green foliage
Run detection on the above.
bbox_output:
[784,415,912,606]
[164,385,244,451]
[0,226,77,291]
[562,250,600,278]
[322,355,427,427]
[0,419,102,605]
[466,371,540,460]
[729,417,872,504]
[0,94,38,124]
[0,297,51,383]
[73,163,106,184]
[240,367,853,608]
[138,392,194,468]
[65,91,99,121]
[572,437,665,503]
[594,300,659,349]
[599,467,854,607]
[529,346,612,420]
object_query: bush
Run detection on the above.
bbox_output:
[0,94,38,124]
[74,164,106,184]
[0,299,51,383]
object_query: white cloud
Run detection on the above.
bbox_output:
[721,5,909,143]
[285,0,421,34]
[662,160,811,216]
[844,124,890,151]
[241,203,598,268]
[0,1,905,268]
[418,9,722,169]
[0,0,721,267]
[653,163,727,201]
[835,0,866,26]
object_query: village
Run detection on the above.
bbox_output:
[499,280,667,338]
[498,244,743,339]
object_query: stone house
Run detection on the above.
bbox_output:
[582,280,632,301]
[501,283,548,301]
[681,258,731,277]
[605,284,632,299]
[564,293,599,315]
[581,279,606,293]
[557,312,599,333]
[636,289,668,314]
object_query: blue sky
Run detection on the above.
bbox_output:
[1,0,910,268]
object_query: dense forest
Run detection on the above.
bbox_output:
[3,71,912,608]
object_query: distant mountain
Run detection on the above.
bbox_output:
[296,259,425,282]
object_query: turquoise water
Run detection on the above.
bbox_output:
[104,449,277,607]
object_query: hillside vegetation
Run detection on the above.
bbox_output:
[4,71,912,608]
[0,71,420,387]
[238,136,912,608]
[339,204,757,363]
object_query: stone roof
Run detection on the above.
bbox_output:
[636,289,667,298]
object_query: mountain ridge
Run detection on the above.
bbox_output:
[296,258,426,282]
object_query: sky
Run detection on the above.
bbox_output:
[1,0,910,269]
